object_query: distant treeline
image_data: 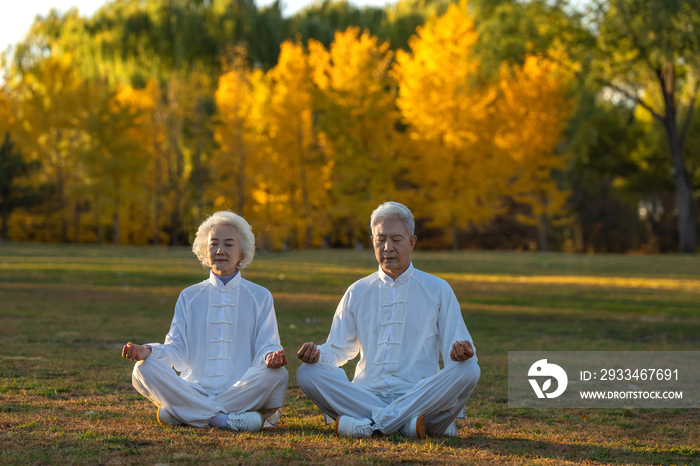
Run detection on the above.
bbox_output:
[1,0,698,252]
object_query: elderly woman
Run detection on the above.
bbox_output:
[122,211,288,432]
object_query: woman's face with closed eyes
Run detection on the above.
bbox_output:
[207,224,244,276]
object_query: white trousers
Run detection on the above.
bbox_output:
[296,358,480,435]
[132,356,289,428]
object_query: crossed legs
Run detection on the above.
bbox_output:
[296,359,480,435]
[132,357,288,428]
[132,355,479,435]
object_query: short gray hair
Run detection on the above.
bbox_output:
[192,211,256,269]
[370,202,415,237]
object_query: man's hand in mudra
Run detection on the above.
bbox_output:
[122,342,151,362]
[266,350,288,368]
[449,340,474,362]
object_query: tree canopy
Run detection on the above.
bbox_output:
[1,0,698,252]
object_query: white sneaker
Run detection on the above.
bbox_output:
[399,416,426,439]
[444,421,458,436]
[157,406,182,426]
[335,415,375,438]
[226,411,263,432]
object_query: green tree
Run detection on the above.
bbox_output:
[564,94,648,252]
[585,0,700,253]
[12,0,286,85]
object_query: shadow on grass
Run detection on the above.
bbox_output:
[452,435,698,465]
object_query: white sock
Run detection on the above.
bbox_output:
[208,413,229,428]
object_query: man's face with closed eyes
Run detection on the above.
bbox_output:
[371,218,417,280]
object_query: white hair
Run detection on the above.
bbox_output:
[370,202,415,237]
[192,211,256,269]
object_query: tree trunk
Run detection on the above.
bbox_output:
[171,184,182,246]
[539,194,548,252]
[297,119,312,249]
[113,197,121,245]
[167,78,185,247]
[539,214,548,252]
[659,62,696,253]
[170,144,184,246]
[113,183,122,245]
[194,139,203,223]
[153,152,161,245]
[0,211,8,241]
[55,139,68,244]
[236,119,246,216]
[451,148,461,251]
[73,201,81,244]
[193,103,204,223]
[96,216,103,245]
[451,227,460,250]
[670,138,696,253]
[152,120,163,246]
[113,211,120,245]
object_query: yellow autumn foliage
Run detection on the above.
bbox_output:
[309,27,403,244]
[9,56,89,243]
[210,49,269,219]
[0,86,14,138]
[264,40,325,249]
[2,8,576,250]
[496,55,574,228]
[392,3,574,247]
[394,3,508,243]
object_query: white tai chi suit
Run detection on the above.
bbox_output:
[132,271,288,428]
[296,263,480,435]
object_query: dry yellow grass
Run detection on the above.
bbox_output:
[1,244,699,465]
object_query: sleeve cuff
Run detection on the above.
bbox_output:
[145,342,163,359]
[257,346,281,366]
[319,349,335,366]
[258,353,271,366]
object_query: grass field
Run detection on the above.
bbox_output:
[0,243,699,465]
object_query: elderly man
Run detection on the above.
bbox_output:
[296,202,480,438]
